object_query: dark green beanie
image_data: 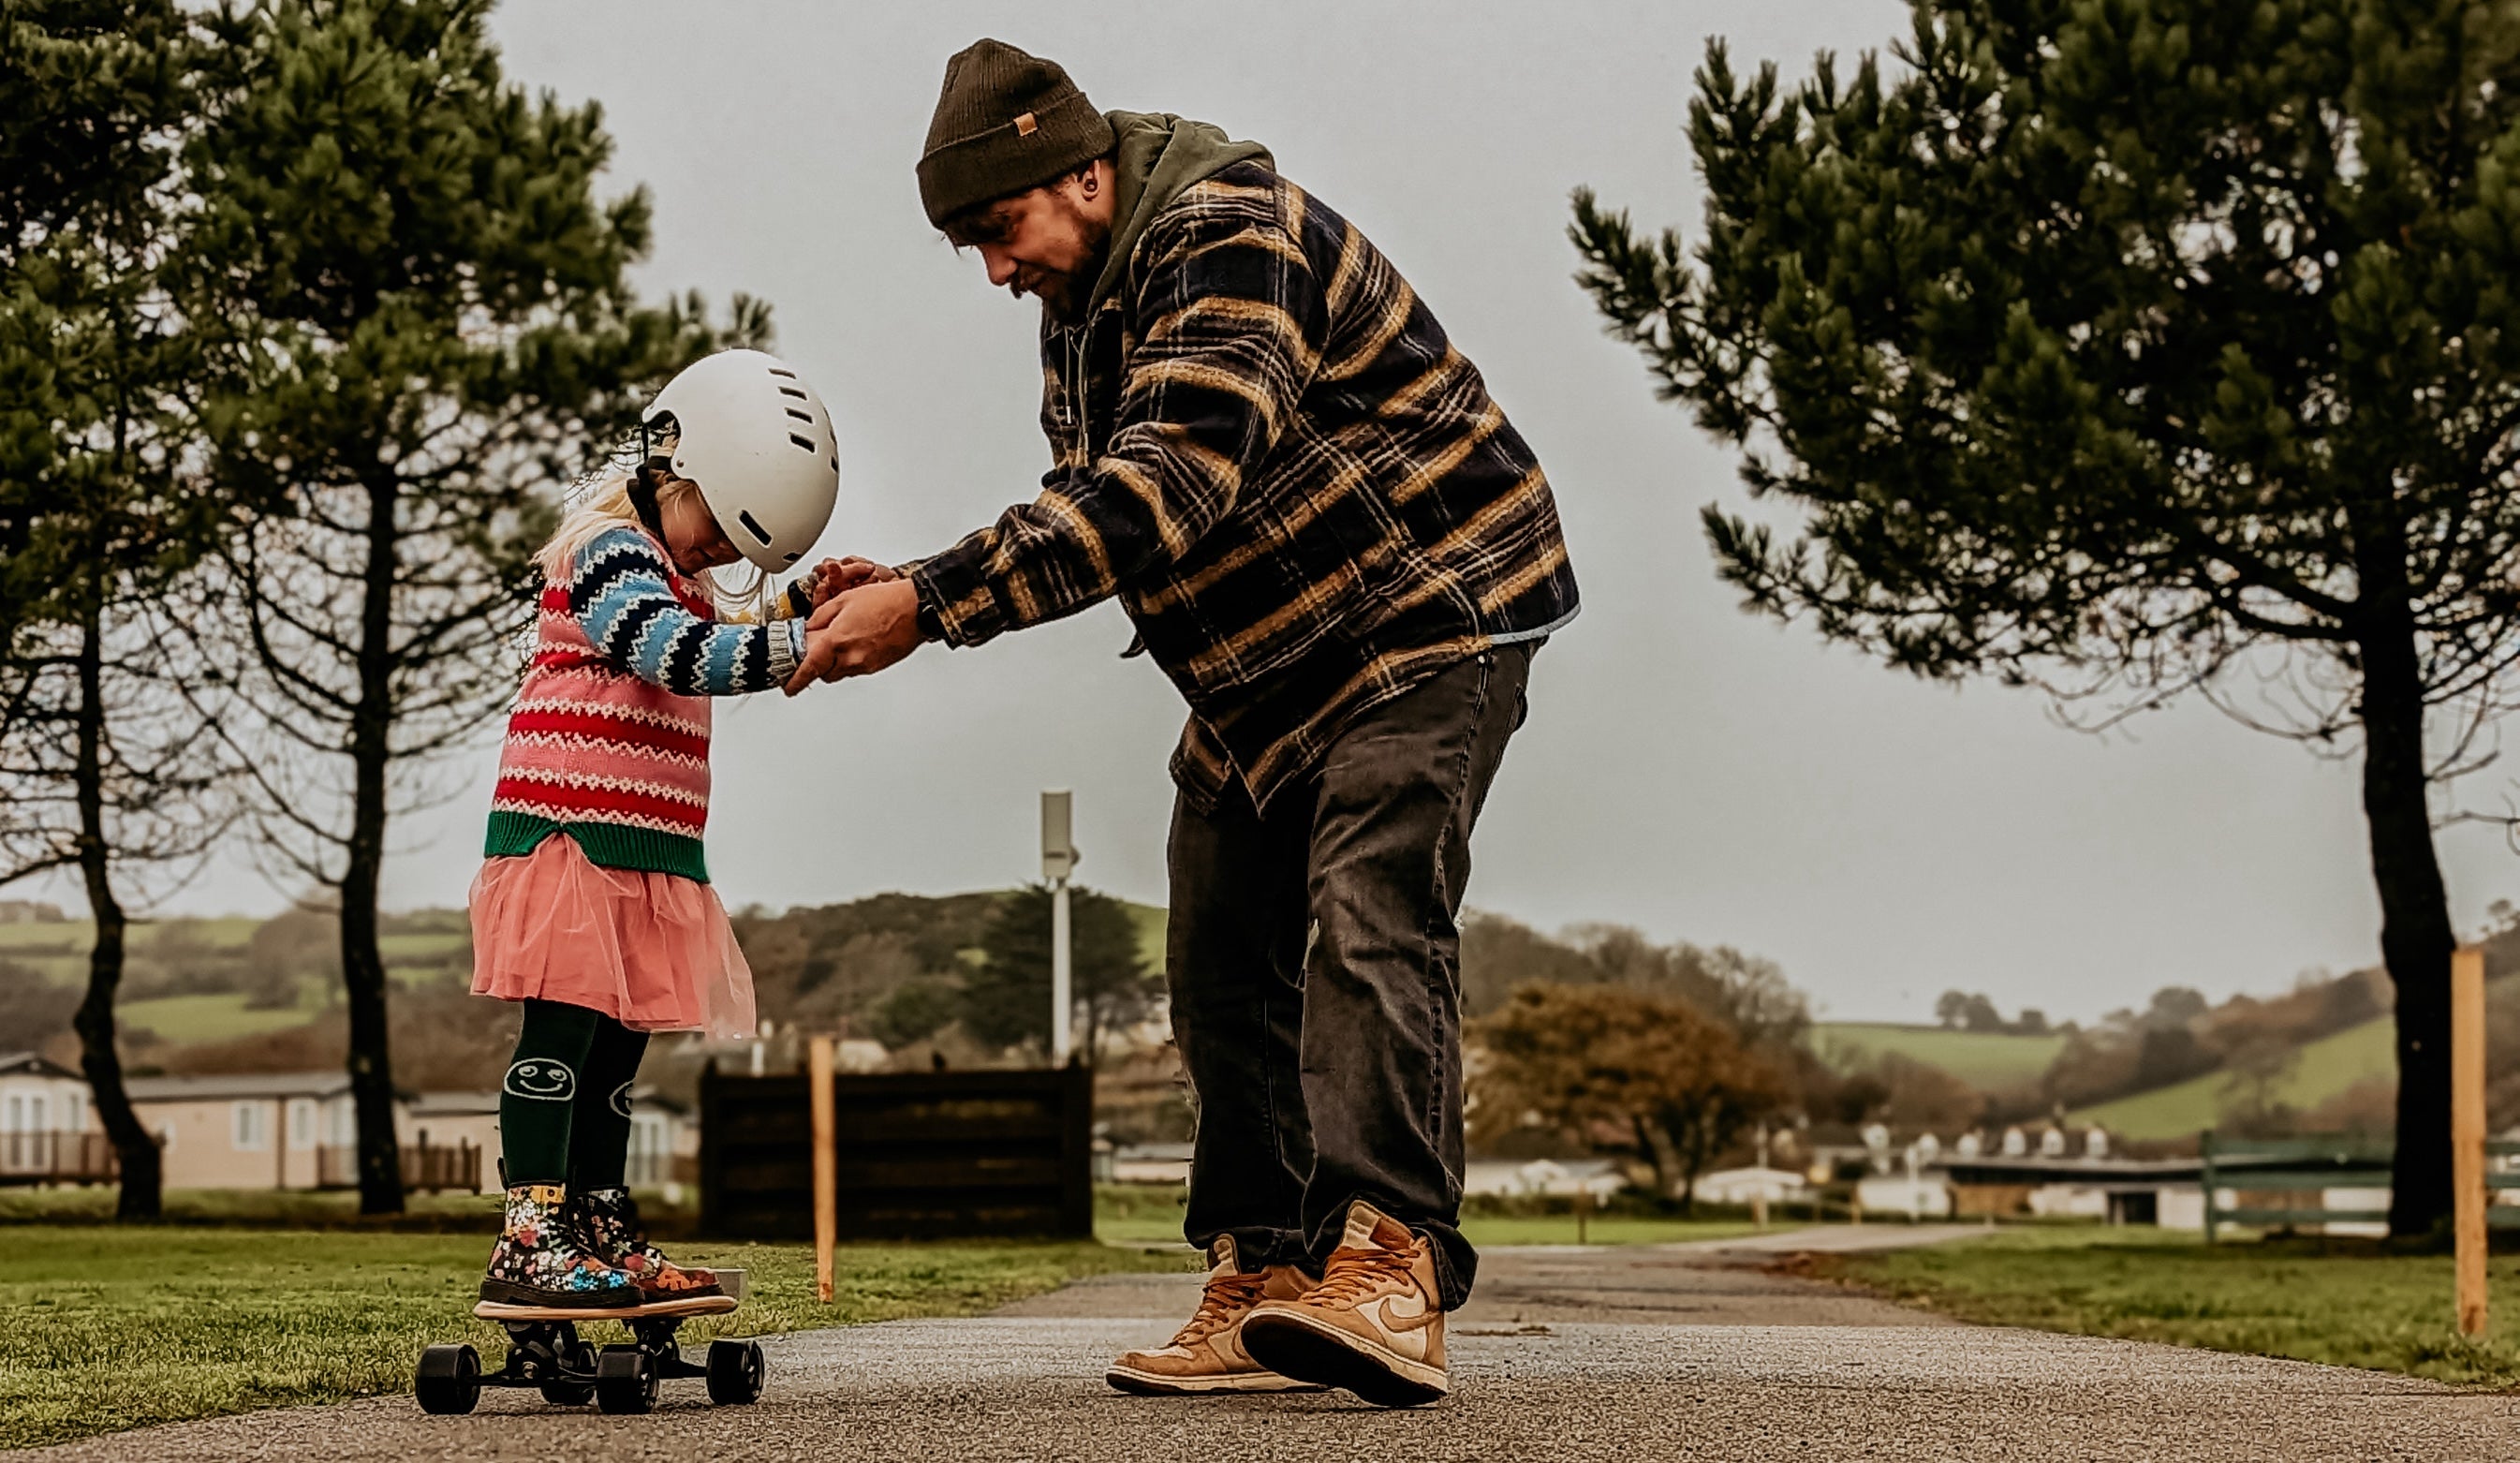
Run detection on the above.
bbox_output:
[919,39,1116,229]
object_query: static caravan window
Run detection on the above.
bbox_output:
[287,1099,317,1150]
[231,1101,268,1152]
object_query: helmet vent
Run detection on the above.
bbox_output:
[777,386,808,402]
[788,432,818,452]
[738,510,774,545]
[785,407,813,424]
[767,367,797,379]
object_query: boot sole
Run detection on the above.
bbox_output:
[1240,1310,1448,1409]
[1104,1363,1327,1396]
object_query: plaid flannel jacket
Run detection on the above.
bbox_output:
[909,160,1579,810]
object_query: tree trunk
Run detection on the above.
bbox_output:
[2357,613,2456,1238]
[1634,1116,1681,1200]
[343,474,404,1215]
[66,596,162,1219]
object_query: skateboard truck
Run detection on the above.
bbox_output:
[416,1269,761,1415]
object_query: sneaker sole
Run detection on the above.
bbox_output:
[1239,1310,1448,1409]
[1104,1364,1328,1396]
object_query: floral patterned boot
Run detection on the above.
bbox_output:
[480,1184,641,1309]
[567,1186,724,1300]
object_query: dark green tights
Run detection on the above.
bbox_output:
[500,998,650,1188]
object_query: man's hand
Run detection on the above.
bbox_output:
[805,556,900,607]
[784,577,923,695]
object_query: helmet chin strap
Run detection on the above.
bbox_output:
[628,457,671,541]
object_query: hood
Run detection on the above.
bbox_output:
[1082,111,1273,318]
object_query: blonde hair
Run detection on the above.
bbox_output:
[537,471,720,597]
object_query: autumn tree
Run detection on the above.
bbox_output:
[1573,0,2520,1234]
[1470,982,1787,1208]
[183,0,759,1212]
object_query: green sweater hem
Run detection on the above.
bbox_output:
[483,812,711,884]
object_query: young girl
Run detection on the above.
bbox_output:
[468,348,841,1311]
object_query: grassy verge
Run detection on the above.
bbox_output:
[1823,1226,2520,1387]
[0,1226,1187,1449]
[0,1187,503,1231]
[1094,1183,1777,1249]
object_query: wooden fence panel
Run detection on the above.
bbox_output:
[700,1064,1093,1241]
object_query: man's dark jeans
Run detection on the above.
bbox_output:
[1167,643,1534,1310]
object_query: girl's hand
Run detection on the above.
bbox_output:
[807,556,899,606]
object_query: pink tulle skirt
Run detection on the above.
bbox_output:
[468,835,756,1039]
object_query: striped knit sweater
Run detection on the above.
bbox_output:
[484,525,810,883]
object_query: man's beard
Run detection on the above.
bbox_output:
[1036,208,1112,322]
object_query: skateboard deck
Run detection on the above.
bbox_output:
[473,1267,746,1322]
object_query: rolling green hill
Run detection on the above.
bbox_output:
[117,994,327,1046]
[1813,1022,2069,1089]
[2069,1016,2398,1141]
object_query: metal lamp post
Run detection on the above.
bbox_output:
[1041,790,1079,1067]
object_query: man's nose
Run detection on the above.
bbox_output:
[980,245,1017,288]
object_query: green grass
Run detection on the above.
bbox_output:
[1813,1022,2068,1088]
[1829,1225,2520,1387]
[1093,1184,1777,1249]
[2069,1017,2398,1140]
[1458,1215,1775,1247]
[376,931,468,964]
[0,917,263,957]
[118,992,318,1044]
[0,1225,1188,1449]
[0,1188,505,1231]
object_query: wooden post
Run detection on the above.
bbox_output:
[2202,1130,2219,1246]
[2454,946,2488,1338]
[809,1035,836,1305]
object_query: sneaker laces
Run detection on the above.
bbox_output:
[1308,1242,1419,1309]
[1174,1268,1270,1345]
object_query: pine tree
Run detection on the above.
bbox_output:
[0,0,223,1220]
[1571,0,2520,1234]
[183,0,762,1213]
[965,885,1157,1062]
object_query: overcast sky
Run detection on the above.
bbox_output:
[63,0,2520,1024]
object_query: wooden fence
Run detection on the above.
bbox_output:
[698,1064,1093,1241]
[315,1139,482,1193]
[0,1130,122,1186]
[2200,1131,2520,1240]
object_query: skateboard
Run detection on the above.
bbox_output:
[415,1268,763,1416]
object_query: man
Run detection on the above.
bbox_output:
[793,38,1577,1408]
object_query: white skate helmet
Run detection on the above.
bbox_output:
[642,348,840,572]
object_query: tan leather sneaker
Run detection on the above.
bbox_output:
[1106,1236,1326,1396]
[1239,1200,1448,1408]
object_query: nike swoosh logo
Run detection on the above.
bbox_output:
[1378,1294,1443,1334]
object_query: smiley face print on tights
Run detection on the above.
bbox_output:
[504,1058,577,1101]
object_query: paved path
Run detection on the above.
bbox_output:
[31,1228,2520,1461]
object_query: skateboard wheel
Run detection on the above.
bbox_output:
[415,1344,481,1415]
[706,1339,764,1405]
[595,1345,657,1414]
